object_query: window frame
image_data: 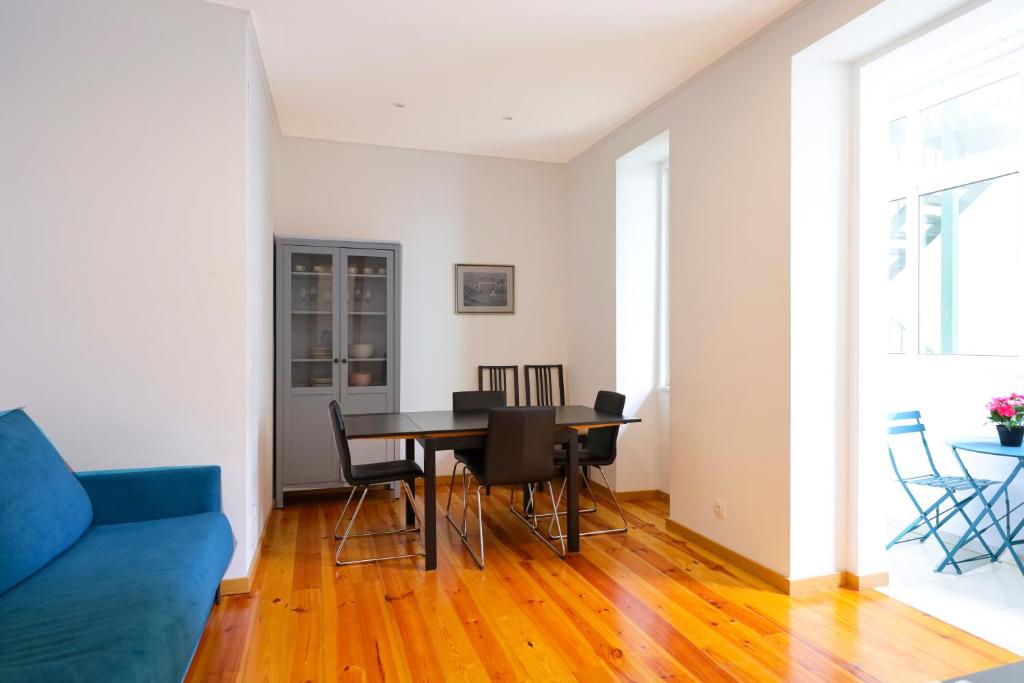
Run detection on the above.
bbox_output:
[885,54,1024,358]
[656,161,670,389]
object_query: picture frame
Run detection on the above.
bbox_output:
[454,263,515,314]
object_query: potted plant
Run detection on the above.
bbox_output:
[987,394,1024,447]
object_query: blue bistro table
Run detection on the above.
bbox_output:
[940,439,1024,577]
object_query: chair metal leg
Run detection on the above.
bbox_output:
[526,466,598,519]
[445,463,472,538]
[447,468,486,569]
[591,467,628,535]
[455,482,486,569]
[886,491,952,549]
[510,483,538,528]
[527,482,566,558]
[549,466,627,539]
[335,487,368,565]
[334,483,422,540]
[508,482,570,562]
[444,460,460,527]
[400,480,426,532]
[334,482,426,567]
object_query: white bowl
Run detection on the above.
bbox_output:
[350,343,374,358]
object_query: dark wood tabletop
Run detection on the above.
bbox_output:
[344,405,639,439]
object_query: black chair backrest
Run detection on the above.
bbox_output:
[453,390,507,412]
[524,364,565,407]
[586,390,626,460]
[478,365,520,406]
[482,407,556,486]
[329,400,356,483]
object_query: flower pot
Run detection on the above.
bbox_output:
[997,425,1024,448]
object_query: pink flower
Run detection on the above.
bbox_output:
[987,394,1023,424]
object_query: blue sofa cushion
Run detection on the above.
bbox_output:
[0,409,93,595]
[0,511,233,682]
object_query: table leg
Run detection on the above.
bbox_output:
[567,430,580,553]
[993,460,1024,565]
[424,439,437,570]
[940,453,1024,576]
[405,438,416,526]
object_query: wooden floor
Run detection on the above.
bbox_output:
[186,485,1018,682]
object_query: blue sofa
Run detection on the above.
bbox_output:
[0,408,234,682]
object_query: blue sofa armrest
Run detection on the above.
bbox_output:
[76,466,222,525]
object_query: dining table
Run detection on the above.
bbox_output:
[940,439,1024,577]
[343,405,640,570]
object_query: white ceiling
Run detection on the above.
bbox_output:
[215,0,802,163]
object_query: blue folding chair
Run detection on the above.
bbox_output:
[887,411,1001,574]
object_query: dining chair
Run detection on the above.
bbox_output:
[524,364,565,407]
[445,391,506,523]
[329,401,426,566]
[447,406,566,568]
[477,365,520,406]
[887,410,1000,573]
[546,390,628,538]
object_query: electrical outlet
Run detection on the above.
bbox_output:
[713,499,726,519]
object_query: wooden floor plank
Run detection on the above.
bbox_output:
[186,486,1020,682]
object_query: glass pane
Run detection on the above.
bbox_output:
[889,117,908,172]
[290,252,334,388]
[921,77,1022,168]
[346,254,389,388]
[887,199,911,353]
[919,174,1019,355]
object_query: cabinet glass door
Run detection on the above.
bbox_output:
[342,249,393,390]
[289,249,338,391]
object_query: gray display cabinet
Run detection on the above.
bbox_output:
[274,237,401,507]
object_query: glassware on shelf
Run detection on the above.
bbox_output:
[291,252,335,388]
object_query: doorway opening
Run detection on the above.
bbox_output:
[860,1,1024,653]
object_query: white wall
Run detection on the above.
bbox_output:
[0,0,259,580]
[566,0,891,577]
[245,25,276,566]
[273,138,569,472]
[789,56,851,579]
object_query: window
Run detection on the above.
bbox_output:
[920,77,1021,168]
[887,198,911,353]
[886,59,1023,357]
[918,174,1019,355]
[657,162,670,388]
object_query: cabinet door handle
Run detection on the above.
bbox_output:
[336,358,346,364]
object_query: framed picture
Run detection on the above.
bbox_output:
[454,264,515,314]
